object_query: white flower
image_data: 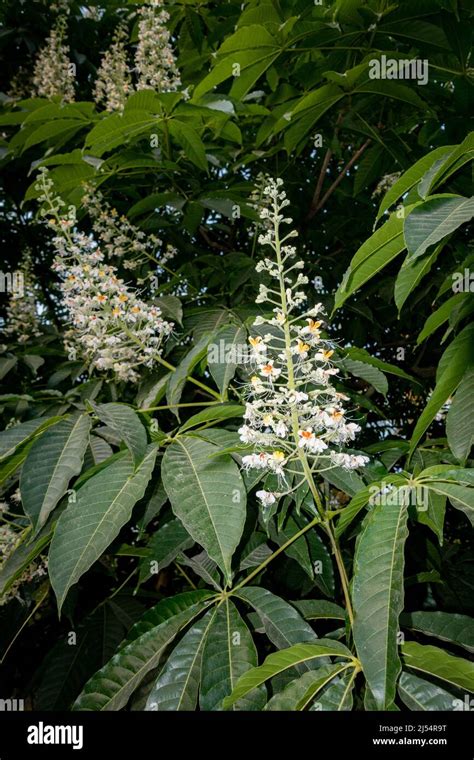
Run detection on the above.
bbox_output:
[94,23,132,113]
[32,15,75,102]
[135,0,181,92]
[239,177,368,495]
[256,490,276,507]
[36,169,173,384]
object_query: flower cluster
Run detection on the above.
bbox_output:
[239,178,369,508]
[0,524,48,607]
[36,169,173,383]
[93,22,132,113]
[3,253,42,344]
[32,15,75,103]
[372,172,401,198]
[82,186,177,277]
[135,0,181,92]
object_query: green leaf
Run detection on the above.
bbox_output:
[416,293,467,344]
[166,334,212,414]
[200,599,266,710]
[352,497,409,709]
[74,601,207,710]
[161,436,246,582]
[264,664,352,711]
[291,599,346,622]
[193,25,281,101]
[123,591,214,645]
[179,404,244,433]
[335,475,407,538]
[90,402,147,466]
[401,642,474,693]
[23,120,86,152]
[85,111,157,156]
[235,587,319,652]
[446,368,474,461]
[139,518,194,582]
[145,608,217,711]
[270,516,334,597]
[424,481,474,527]
[49,447,158,613]
[409,324,474,454]
[354,80,427,110]
[20,414,91,534]
[0,416,62,461]
[169,120,207,171]
[340,358,388,396]
[401,611,474,654]
[398,672,457,711]
[222,640,353,709]
[309,669,355,711]
[333,211,406,311]
[394,242,445,313]
[208,324,247,397]
[405,196,474,260]
[420,132,474,197]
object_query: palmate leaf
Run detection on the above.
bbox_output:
[146,608,217,711]
[74,601,208,711]
[401,642,474,693]
[398,672,457,711]
[222,640,354,709]
[161,436,246,582]
[49,447,158,613]
[89,402,147,466]
[20,414,91,534]
[200,599,266,711]
[401,611,474,654]
[394,242,445,313]
[352,498,409,709]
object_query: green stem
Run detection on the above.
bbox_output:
[272,202,355,626]
[232,515,321,592]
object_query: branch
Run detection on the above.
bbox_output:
[307,138,372,220]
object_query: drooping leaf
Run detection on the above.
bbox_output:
[446,368,474,461]
[264,663,353,711]
[161,436,246,582]
[222,640,353,709]
[20,414,91,534]
[146,608,217,711]
[398,671,457,711]
[74,602,207,711]
[401,642,474,693]
[200,599,266,710]
[235,587,318,651]
[0,416,62,462]
[405,195,474,260]
[49,447,158,613]
[401,611,474,654]
[352,497,409,709]
[90,402,147,466]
